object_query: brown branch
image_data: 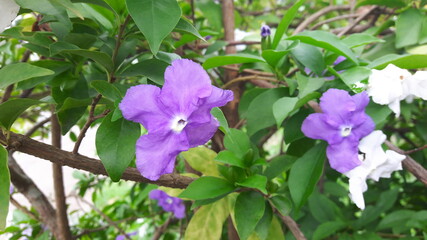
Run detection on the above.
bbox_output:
[51,106,72,240]
[2,131,194,188]
[337,6,378,37]
[24,118,50,137]
[294,5,351,34]
[8,155,59,236]
[152,217,173,240]
[310,14,359,30]
[10,197,40,221]
[275,211,306,240]
[405,144,427,155]
[385,141,427,186]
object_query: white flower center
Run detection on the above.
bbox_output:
[171,116,188,133]
[166,198,173,204]
[341,126,352,137]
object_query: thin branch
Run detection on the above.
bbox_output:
[337,6,378,37]
[310,14,359,30]
[152,217,173,240]
[24,118,50,137]
[72,217,138,239]
[10,197,40,221]
[405,144,427,155]
[278,214,306,240]
[294,5,351,34]
[385,141,427,186]
[2,131,194,188]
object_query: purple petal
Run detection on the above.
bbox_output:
[352,91,370,111]
[320,89,356,121]
[301,113,341,144]
[136,131,189,180]
[172,199,186,219]
[327,139,361,173]
[185,117,219,148]
[351,116,375,141]
[160,59,212,117]
[261,25,271,37]
[149,189,167,200]
[119,85,170,132]
[333,56,346,65]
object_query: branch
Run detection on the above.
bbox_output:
[72,217,138,239]
[337,6,378,37]
[1,131,194,188]
[152,217,173,240]
[294,5,351,34]
[385,141,427,186]
[275,211,306,240]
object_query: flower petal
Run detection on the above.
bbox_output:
[351,115,375,141]
[119,85,170,132]
[136,131,189,180]
[320,89,356,121]
[348,176,367,210]
[172,198,186,219]
[369,150,405,181]
[406,71,427,100]
[160,59,213,117]
[327,139,361,173]
[301,113,341,144]
[185,117,219,148]
[149,189,166,200]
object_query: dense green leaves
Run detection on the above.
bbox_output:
[289,143,326,211]
[0,99,42,130]
[235,191,266,240]
[395,9,425,48]
[96,113,140,181]
[203,53,265,69]
[179,176,235,200]
[126,0,181,54]
[0,63,54,89]
[0,146,9,230]
[272,0,306,49]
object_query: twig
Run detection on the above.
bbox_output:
[77,196,131,240]
[294,5,351,34]
[152,217,173,240]
[72,217,138,239]
[10,197,40,221]
[385,141,427,186]
[222,75,281,89]
[310,14,359,30]
[2,131,194,188]
[405,144,427,155]
[25,118,50,137]
[337,6,378,37]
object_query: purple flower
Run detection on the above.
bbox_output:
[261,25,271,37]
[301,89,375,173]
[119,59,233,180]
[149,189,185,219]
[116,231,137,240]
[9,185,14,194]
[205,35,212,40]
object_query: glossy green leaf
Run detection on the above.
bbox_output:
[377,210,415,230]
[264,155,297,180]
[308,191,342,222]
[288,30,359,64]
[291,43,325,76]
[272,97,298,127]
[342,33,384,48]
[0,63,54,89]
[339,66,371,89]
[120,58,169,85]
[215,150,245,168]
[211,107,229,133]
[270,195,292,216]
[266,217,285,240]
[174,18,204,40]
[313,221,346,240]
[368,54,427,69]
[62,49,114,72]
[91,80,122,101]
[254,203,273,240]
[195,0,222,31]
[272,0,306,49]
[296,72,325,99]
[203,53,265,69]
[235,191,266,240]
[289,143,326,211]
[181,147,220,177]
[126,0,181,54]
[0,99,42,130]
[96,112,140,181]
[395,9,423,48]
[262,40,299,67]
[237,175,268,194]
[184,198,229,240]
[223,128,251,159]
[0,146,10,230]
[179,176,235,200]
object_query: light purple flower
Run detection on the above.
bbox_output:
[261,25,271,37]
[119,59,233,180]
[9,185,14,194]
[149,189,185,219]
[301,89,375,173]
[116,231,137,240]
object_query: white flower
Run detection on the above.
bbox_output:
[344,130,406,210]
[367,64,411,116]
[403,71,427,101]
[0,0,20,33]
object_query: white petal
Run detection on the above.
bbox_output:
[406,71,427,100]
[0,0,20,33]
[358,130,388,170]
[388,99,401,117]
[348,176,368,210]
[369,150,405,181]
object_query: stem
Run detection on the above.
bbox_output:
[152,217,173,240]
[222,75,281,89]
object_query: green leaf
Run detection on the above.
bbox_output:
[61,49,114,72]
[120,58,169,85]
[313,221,346,240]
[174,17,204,40]
[289,143,326,211]
[368,54,427,69]
[237,175,268,194]
[342,33,384,48]
[262,40,299,67]
[356,0,406,8]
[223,128,251,159]
[126,0,181,54]
[255,203,273,240]
[0,63,54,89]
[211,107,229,133]
[270,195,292,216]
[288,30,359,64]
[264,155,297,180]
[0,99,42,130]
[365,101,392,126]
[91,80,122,101]
[184,198,229,240]
[395,9,424,48]
[96,112,140,181]
[203,53,265,69]
[0,146,10,230]
[284,109,310,144]
[296,72,325,99]
[339,66,371,89]
[246,88,288,136]
[215,150,246,168]
[235,191,266,240]
[272,97,299,127]
[272,0,306,49]
[291,43,326,76]
[181,147,220,177]
[377,210,415,230]
[266,217,285,240]
[179,176,235,200]
[308,191,341,222]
